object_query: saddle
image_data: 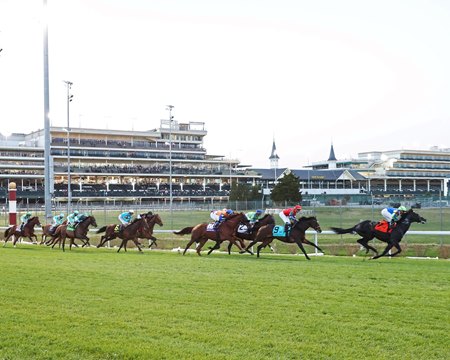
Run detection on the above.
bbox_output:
[67,223,77,232]
[374,220,394,234]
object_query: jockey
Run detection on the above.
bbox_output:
[50,213,65,233]
[381,206,407,227]
[210,208,233,230]
[67,210,80,227]
[246,209,264,226]
[118,210,134,226]
[20,211,32,231]
[279,205,302,238]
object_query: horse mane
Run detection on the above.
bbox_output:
[298,216,316,221]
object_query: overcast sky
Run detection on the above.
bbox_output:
[0,0,449,168]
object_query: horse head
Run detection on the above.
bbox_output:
[404,209,426,224]
[88,216,98,228]
[296,216,322,233]
[29,216,41,228]
[153,214,163,227]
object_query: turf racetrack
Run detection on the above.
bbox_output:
[0,246,448,359]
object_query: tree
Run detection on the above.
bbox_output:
[270,172,302,204]
[230,182,261,201]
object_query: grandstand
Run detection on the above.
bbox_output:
[0,120,261,205]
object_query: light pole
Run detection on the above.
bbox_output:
[64,81,73,214]
[166,105,174,221]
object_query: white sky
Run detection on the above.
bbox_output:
[0,0,449,168]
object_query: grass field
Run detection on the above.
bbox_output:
[0,246,448,359]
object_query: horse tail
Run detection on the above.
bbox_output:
[330,226,356,235]
[96,226,107,234]
[4,227,10,237]
[173,227,194,235]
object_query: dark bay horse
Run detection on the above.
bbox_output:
[242,216,323,259]
[4,216,41,247]
[330,209,426,259]
[208,213,276,255]
[97,217,150,253]
[174,212,250,256]
[57,216,98,252]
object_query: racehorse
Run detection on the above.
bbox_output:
[242,216,323,259]
[4,216,41,247]
[136,213,163,248]
[96,217,150,253]
[330,209,426,259]
[56,215,98,252]
[40,220,67,245]
[207,213,276,255]
[174,212,250,256]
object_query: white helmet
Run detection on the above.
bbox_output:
[129,210,135,214]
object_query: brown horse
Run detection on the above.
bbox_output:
[96,217,150,253]
[56,215,98,252]
[174,212,250,256]
[243,216,323,260]
[4,216,41,247]
[41,220,68,245]
[136,213,163,248]
[207,213,276,255]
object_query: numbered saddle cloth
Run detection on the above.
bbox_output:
[114,224,121,233]
[206,223,217,232]
[67,224,76,232]
[272,225,288,237]
[237,224,248,234]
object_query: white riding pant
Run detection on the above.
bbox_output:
[381,209,393,222]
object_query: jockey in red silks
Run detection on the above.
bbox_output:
[278,205,302,238]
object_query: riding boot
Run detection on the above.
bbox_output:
[284,223,290,240]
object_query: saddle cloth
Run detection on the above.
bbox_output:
[237,224,248,234]
[374,220,393,234]
[272,225,289,237]
[67,224,76,232]
[206,223,217,232]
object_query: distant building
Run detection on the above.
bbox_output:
[250,143,450,197]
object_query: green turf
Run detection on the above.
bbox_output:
[0,246,448,359]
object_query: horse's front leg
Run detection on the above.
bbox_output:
[295,239,311,260]
[371,242,394,260]
[240,239,257,255]
[388,241,402,257]
[302,238,324,253]
[133,238,143,252]
[148,235,158,248]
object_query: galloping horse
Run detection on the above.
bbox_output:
[40,220,67,245]
[242,216,323,259]
[136,213,163,248]
[207,213,276,255]
[4,216,41,247]
[330,209,426,259]
[56,215,98,252]
[174,212,250,256]
[97,217,150,253]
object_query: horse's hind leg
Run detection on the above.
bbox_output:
[357,239,377,255]
[182,237,198,255]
